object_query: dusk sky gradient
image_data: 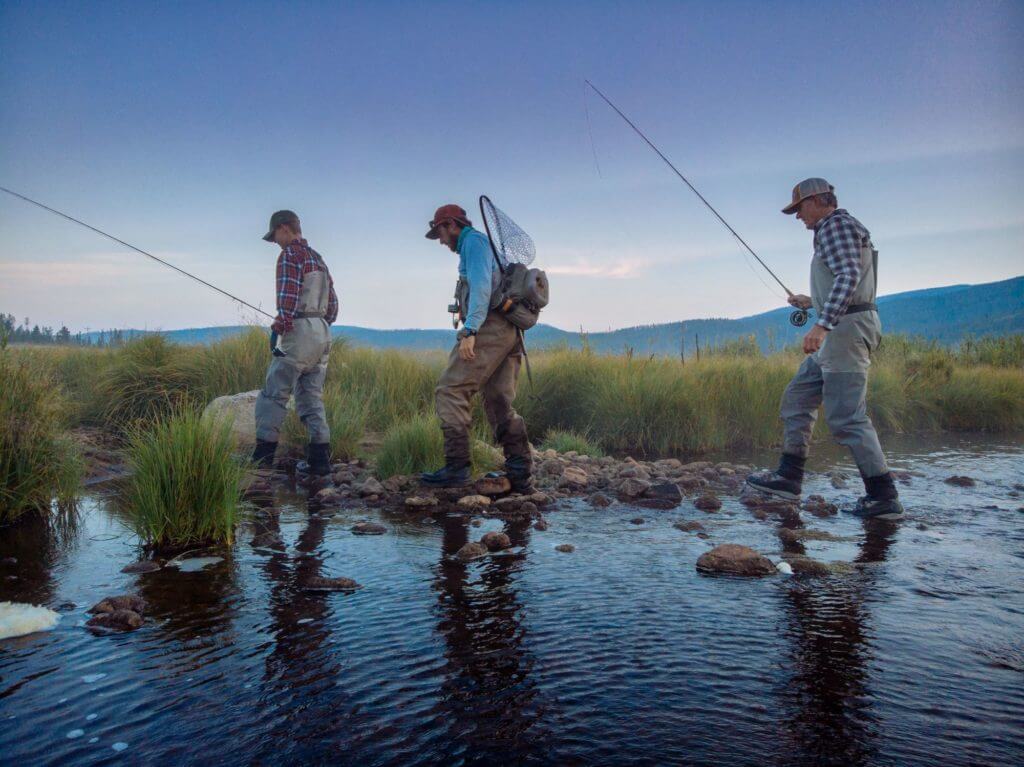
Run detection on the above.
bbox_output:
[1,0,1021,333]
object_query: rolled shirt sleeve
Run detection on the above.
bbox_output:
[462,231,495,332]
[815,215,863,330]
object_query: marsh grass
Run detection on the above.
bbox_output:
[279,387,367,460]
[123,409,245,551]
[539,429,605,457]
[374,413,502,478]
[0,350,82,524]
[195,327,272,400]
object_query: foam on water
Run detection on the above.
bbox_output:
[0,602,60,640]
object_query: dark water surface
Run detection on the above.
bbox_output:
[2,435,1023,766]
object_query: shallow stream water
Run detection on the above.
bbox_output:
[1,435,1022,766]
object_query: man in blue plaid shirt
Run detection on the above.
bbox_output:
[746,179,903,518]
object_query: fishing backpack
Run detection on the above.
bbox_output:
[479,195,549,331]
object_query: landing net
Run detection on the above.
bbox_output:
[479,195,536,270]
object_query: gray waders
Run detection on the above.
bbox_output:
[780,235,890,479]
[255,270,333,446]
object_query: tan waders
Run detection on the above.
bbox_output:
[255,270,333,447]
[434,310,532,479]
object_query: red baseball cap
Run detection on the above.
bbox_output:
[425,204,471,239]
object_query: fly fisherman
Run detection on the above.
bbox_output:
[421,203,535,492]
[252,210,338,476]
[746,179,903,518]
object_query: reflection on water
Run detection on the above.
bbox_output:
[1,436,1023,765]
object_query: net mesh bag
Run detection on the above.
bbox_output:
[479,195,536,269]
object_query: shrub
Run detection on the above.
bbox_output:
[0,350,81,524]
[123,410,245,551]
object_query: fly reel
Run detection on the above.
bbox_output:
[790,308,810,327]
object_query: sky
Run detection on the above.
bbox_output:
[0,0,1021,334]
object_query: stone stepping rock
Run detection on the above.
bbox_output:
[475,476,512,496]
[404,496,439,508]
[89,595,147,615]
[457,495,491,509]
[300,576,361,592]
[455,542,488,562]
[694,494,722,511]
[351,522,387,535]
[480,531,511,551]
[696,544,775,577]
[944,475,976,487]
[673,520,705,532]
[120,560,161,574]
[87,609,143,633]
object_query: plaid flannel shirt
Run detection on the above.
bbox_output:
[813,209,869,330]
[272,238,338,334]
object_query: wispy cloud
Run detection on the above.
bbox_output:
[546,257,650,279]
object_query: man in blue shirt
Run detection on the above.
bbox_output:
[421,203,534,491]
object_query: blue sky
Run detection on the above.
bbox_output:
[1,0,1021,333]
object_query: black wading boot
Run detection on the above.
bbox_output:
[252,440,278,470]
[847,472,904,519]
[745,453,805,500]
[504,455,537,495]
[422,429,472,487]
[297,442,332,477]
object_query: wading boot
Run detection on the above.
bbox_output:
[297,442,332,477]
[745,453,805,501]
[252,440,278,470]
[504,455,537,495]
[420,462,471,488]
[846,472,904,519]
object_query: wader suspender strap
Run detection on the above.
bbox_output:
[517,327,540,401]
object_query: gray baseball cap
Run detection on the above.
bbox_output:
[262,210,299,241]
[782,178,834,214]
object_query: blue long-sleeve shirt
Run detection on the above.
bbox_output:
[457,226,500,332]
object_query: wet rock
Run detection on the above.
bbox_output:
[802,495,838,517]
[617,465,650,480]
[475,475,512,496]
[520,501,539,517]
[169,556,223,572]
[382,477,405,494]
[333,470,357,485]
[404,495,439,508]
[351,522,387,535]
[589,492,613,508]
[617,477,651,498]
[480,531,512,551]
[784,556,832,576]
[533,519,549,531]
[829,471,848,489]
[696,532,710,540]
[90,595,147,616]
[120,560,161,574]
[559,466,590,490]
[644,482,683,505]
[676,474,707,492]
[86,609,144,633]
[315,487,344,504]
[457,494,491,509]
[525,492,551,506]
[630,517,645,525]
[916,522,929,531]
[58,602,77,612]
[555,544,575,553]
[471,519,482,527]
[778,527,844,545]
[252,532,285,550]
[456,542,488,561]
[696,544,776,577]
[202,390,265,448]
[694,494,722,512]
[945,475,976,487]
[673,520,705,532]
[355,477,386,497]
[243,480,274,501]
[301,576,361,592]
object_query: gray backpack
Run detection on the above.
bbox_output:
[479,195,549,331]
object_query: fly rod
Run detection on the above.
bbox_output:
[0,185,274,320]
[584,81,811,326]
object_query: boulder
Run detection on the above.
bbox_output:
[300,576,361,592]
[694,494,722,511]
[559,466,590,490]
[480,531,512,551]
[404,495,439,508]
[86,609,144,633]
[90,595,147,615]
[333,470,357,485]
[589,492,613,508]
[520,501,539,517]
[355,477,386,497]
[944,475,976,487]
[676,475,706,492]
[351,522,387,535]
[455,542,488,561]
[475,475,512,496]
[203,390,263,448]
[457,494,491,509]
[120,560,161,574]
[644,483,683,505]
[696,544,776,577]
[555,543,575,553]
[617,465,650,480]
[617,477,651,498]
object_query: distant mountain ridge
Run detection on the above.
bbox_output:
[80,275,1023,355]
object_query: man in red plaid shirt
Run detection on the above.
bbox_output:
[253,210,338,476]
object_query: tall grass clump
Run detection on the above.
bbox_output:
[123,409,244,551]
[539,429,605,457]
[374,412,502,478]
[0,350,82,524]
[98,335,201,434]
[195,327,272,400]
[279,388,368,460]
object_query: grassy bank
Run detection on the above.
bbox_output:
[10,332,1024,466]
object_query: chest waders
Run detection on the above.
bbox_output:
[812,234,881,374]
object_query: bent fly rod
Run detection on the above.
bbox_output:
[584,80,811,327]
[0,185,274,321]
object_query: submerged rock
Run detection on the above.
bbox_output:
[90,595,147,615]
[555,544,575,553]
[829,471,848,489]
[945,475,976,487]
[696,544,776,577]
[301,576,361,592]
[480,531,512,551]
[475,476,512,496]
[86,609,144,633]
[589,492,613,508]
[455,542,488,561]
[802,495,838,517]
[673,520,705,533]
[120,560,161,574]
[533,519,549,531]
[169,557,224,572]
[778,527,844,545]
[243,480,274,501]
[351,522,387,536]
[694,494,722,512]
